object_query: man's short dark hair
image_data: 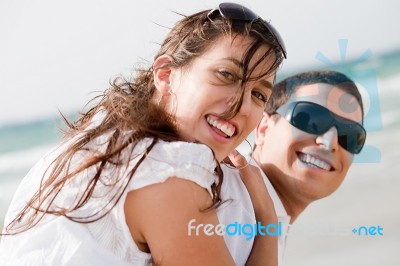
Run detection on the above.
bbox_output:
[266,70,364,123]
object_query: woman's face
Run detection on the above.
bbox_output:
[168,36,276,161]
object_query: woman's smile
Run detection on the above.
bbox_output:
[206,114,237,138]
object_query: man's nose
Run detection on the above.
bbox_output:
[316,127,339,151]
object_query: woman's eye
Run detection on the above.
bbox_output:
[252,91,268,103]
[217,70,236,82]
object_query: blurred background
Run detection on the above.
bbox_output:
[1,0,399,265]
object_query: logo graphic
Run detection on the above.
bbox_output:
[316,39,382,163]
[352,225,384,236]
[286,223,384,237]
[188,219,282,241]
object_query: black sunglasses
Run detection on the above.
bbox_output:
[276,101,366,154]
[208,2,287,59]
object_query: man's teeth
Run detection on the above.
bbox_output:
[206,116,235,137]
[299,153,331,170]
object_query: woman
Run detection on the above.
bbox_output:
[0,3,286,265]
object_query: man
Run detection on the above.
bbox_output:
[217,70,366,265]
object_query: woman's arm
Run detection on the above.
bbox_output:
[124,177,236,265]
[228,150,278,266]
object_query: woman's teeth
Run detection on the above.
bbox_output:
[298,153,332,171]
[206,116,235,137]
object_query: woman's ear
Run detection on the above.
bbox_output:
[255,112,273,146]
[153,55,174,95]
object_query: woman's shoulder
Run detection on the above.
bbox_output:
[150,139,215,166]
[128,139,218,195]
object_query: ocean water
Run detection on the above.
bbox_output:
[0,52,399,263]
[0,118,66,227]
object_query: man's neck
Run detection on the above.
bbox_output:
[252,150,311,224]
[274,189,309,224]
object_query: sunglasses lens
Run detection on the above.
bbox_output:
[219,3,258,21]
[215,3,286,58]
[337,123,366,154]
[280,101,366,154]
[291,102,333,134]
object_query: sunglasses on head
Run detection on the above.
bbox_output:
[208,2,287,59]
[275,101,366,154]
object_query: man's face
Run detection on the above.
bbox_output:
[254,83,363,202]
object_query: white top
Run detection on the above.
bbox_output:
[0,132,218,265]
[217,160,291,266]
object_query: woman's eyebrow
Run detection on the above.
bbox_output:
[259,79,273,90]
[220,57,243,68]
[219,57,273,89]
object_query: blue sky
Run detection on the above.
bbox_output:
[1,0,399,125]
